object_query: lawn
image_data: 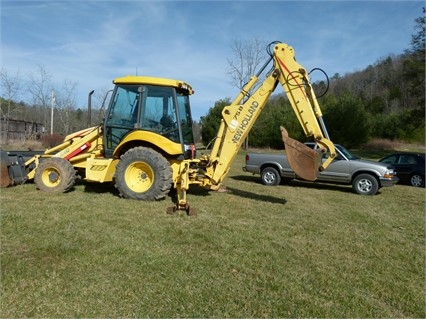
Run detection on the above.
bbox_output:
[1,152,425,318]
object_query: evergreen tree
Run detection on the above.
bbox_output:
[323,93,371,148]
[199,98,230,147]
[250,95,305,149]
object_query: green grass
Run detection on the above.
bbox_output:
[1,153,425,318]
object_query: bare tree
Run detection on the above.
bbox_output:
[27,65,53,127]
[54,79,78,135]
[0,68,22,143]
[227,38,268,148]
[227,38,268,92]
[93,85,113,122]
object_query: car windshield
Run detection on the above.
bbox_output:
[336,145,359,160]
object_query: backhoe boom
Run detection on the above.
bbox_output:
[206,43,335,186]
[173,42,336,212]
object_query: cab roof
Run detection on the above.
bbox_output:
[113,75,194,94]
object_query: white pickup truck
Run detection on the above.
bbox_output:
[243,143,399,195]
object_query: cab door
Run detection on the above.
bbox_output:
[317,149,351,183]
[104,85,140,156]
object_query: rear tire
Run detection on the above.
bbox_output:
[115,147,172,200]
[352,173,378,195]
[261,167,281,186]
[34,158,76,192]
[410,173,424,187]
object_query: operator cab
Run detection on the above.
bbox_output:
[104,76,195,159]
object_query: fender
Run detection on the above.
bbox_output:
[113,130,183,158]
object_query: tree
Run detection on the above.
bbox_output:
[27,65,54,129]
[26,66,81,135]
[249,95,304,149]
[227,38,269,149]
[92,85,114,123]
[227,38,268,91]
[200,98,230,148]
[409,7,425,55]
[371,113,404,141]
[54,79,78,134]
[403,8,425,111]
[323,93,371,148]
[0,68,22,142]
[0,68,21,117]
[192,120,202,144]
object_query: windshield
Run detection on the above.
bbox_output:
[336,144,359,160]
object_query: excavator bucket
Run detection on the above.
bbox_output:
[0,150,11,187]
[280,126,322,181]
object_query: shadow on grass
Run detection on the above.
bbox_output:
[231,174,354,195]
[287,180,354,194]
[167,181,287,206]
[225,186,287,205]
[168,185,211,198]
[80,180,120,197]
[230,174,260,183]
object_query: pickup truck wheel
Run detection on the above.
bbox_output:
[115,147,173,201]
[352,174,379,195]
[261,167,281,186]
[34,158,76,193]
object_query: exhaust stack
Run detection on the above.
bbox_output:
[87,90,95,127]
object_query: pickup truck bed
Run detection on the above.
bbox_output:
[243,143,399,195]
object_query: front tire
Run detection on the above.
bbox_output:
[261,167,281,186]
[34,158,76,192]
[352,173,379,195]
[115,147,172,200]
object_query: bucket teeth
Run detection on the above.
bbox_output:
[280,126,321,181]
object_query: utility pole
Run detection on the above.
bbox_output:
[51,91,55,134]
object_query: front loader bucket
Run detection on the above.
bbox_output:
[280,126,322,181]
[0,150,11,187]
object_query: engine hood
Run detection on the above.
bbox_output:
[352,158,394,171]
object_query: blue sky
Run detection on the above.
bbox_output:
[1,0,423,120]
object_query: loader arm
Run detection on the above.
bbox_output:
[205,42,336,187]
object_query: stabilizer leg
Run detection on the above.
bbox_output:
[166,161,197,216]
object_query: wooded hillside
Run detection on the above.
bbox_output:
[201,10,425,148]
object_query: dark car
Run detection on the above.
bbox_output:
[379,152,425,187]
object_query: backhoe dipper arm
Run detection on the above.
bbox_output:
[205,42,336,188]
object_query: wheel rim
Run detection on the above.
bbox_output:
[125,161,154,192]
[41,167,61,188]
[357,178,372,193]
[411,175,423,187]
[264,172,276,184]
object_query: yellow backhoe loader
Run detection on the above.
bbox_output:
[0,41,336,214]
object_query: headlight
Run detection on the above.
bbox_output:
[383,169,395,178]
